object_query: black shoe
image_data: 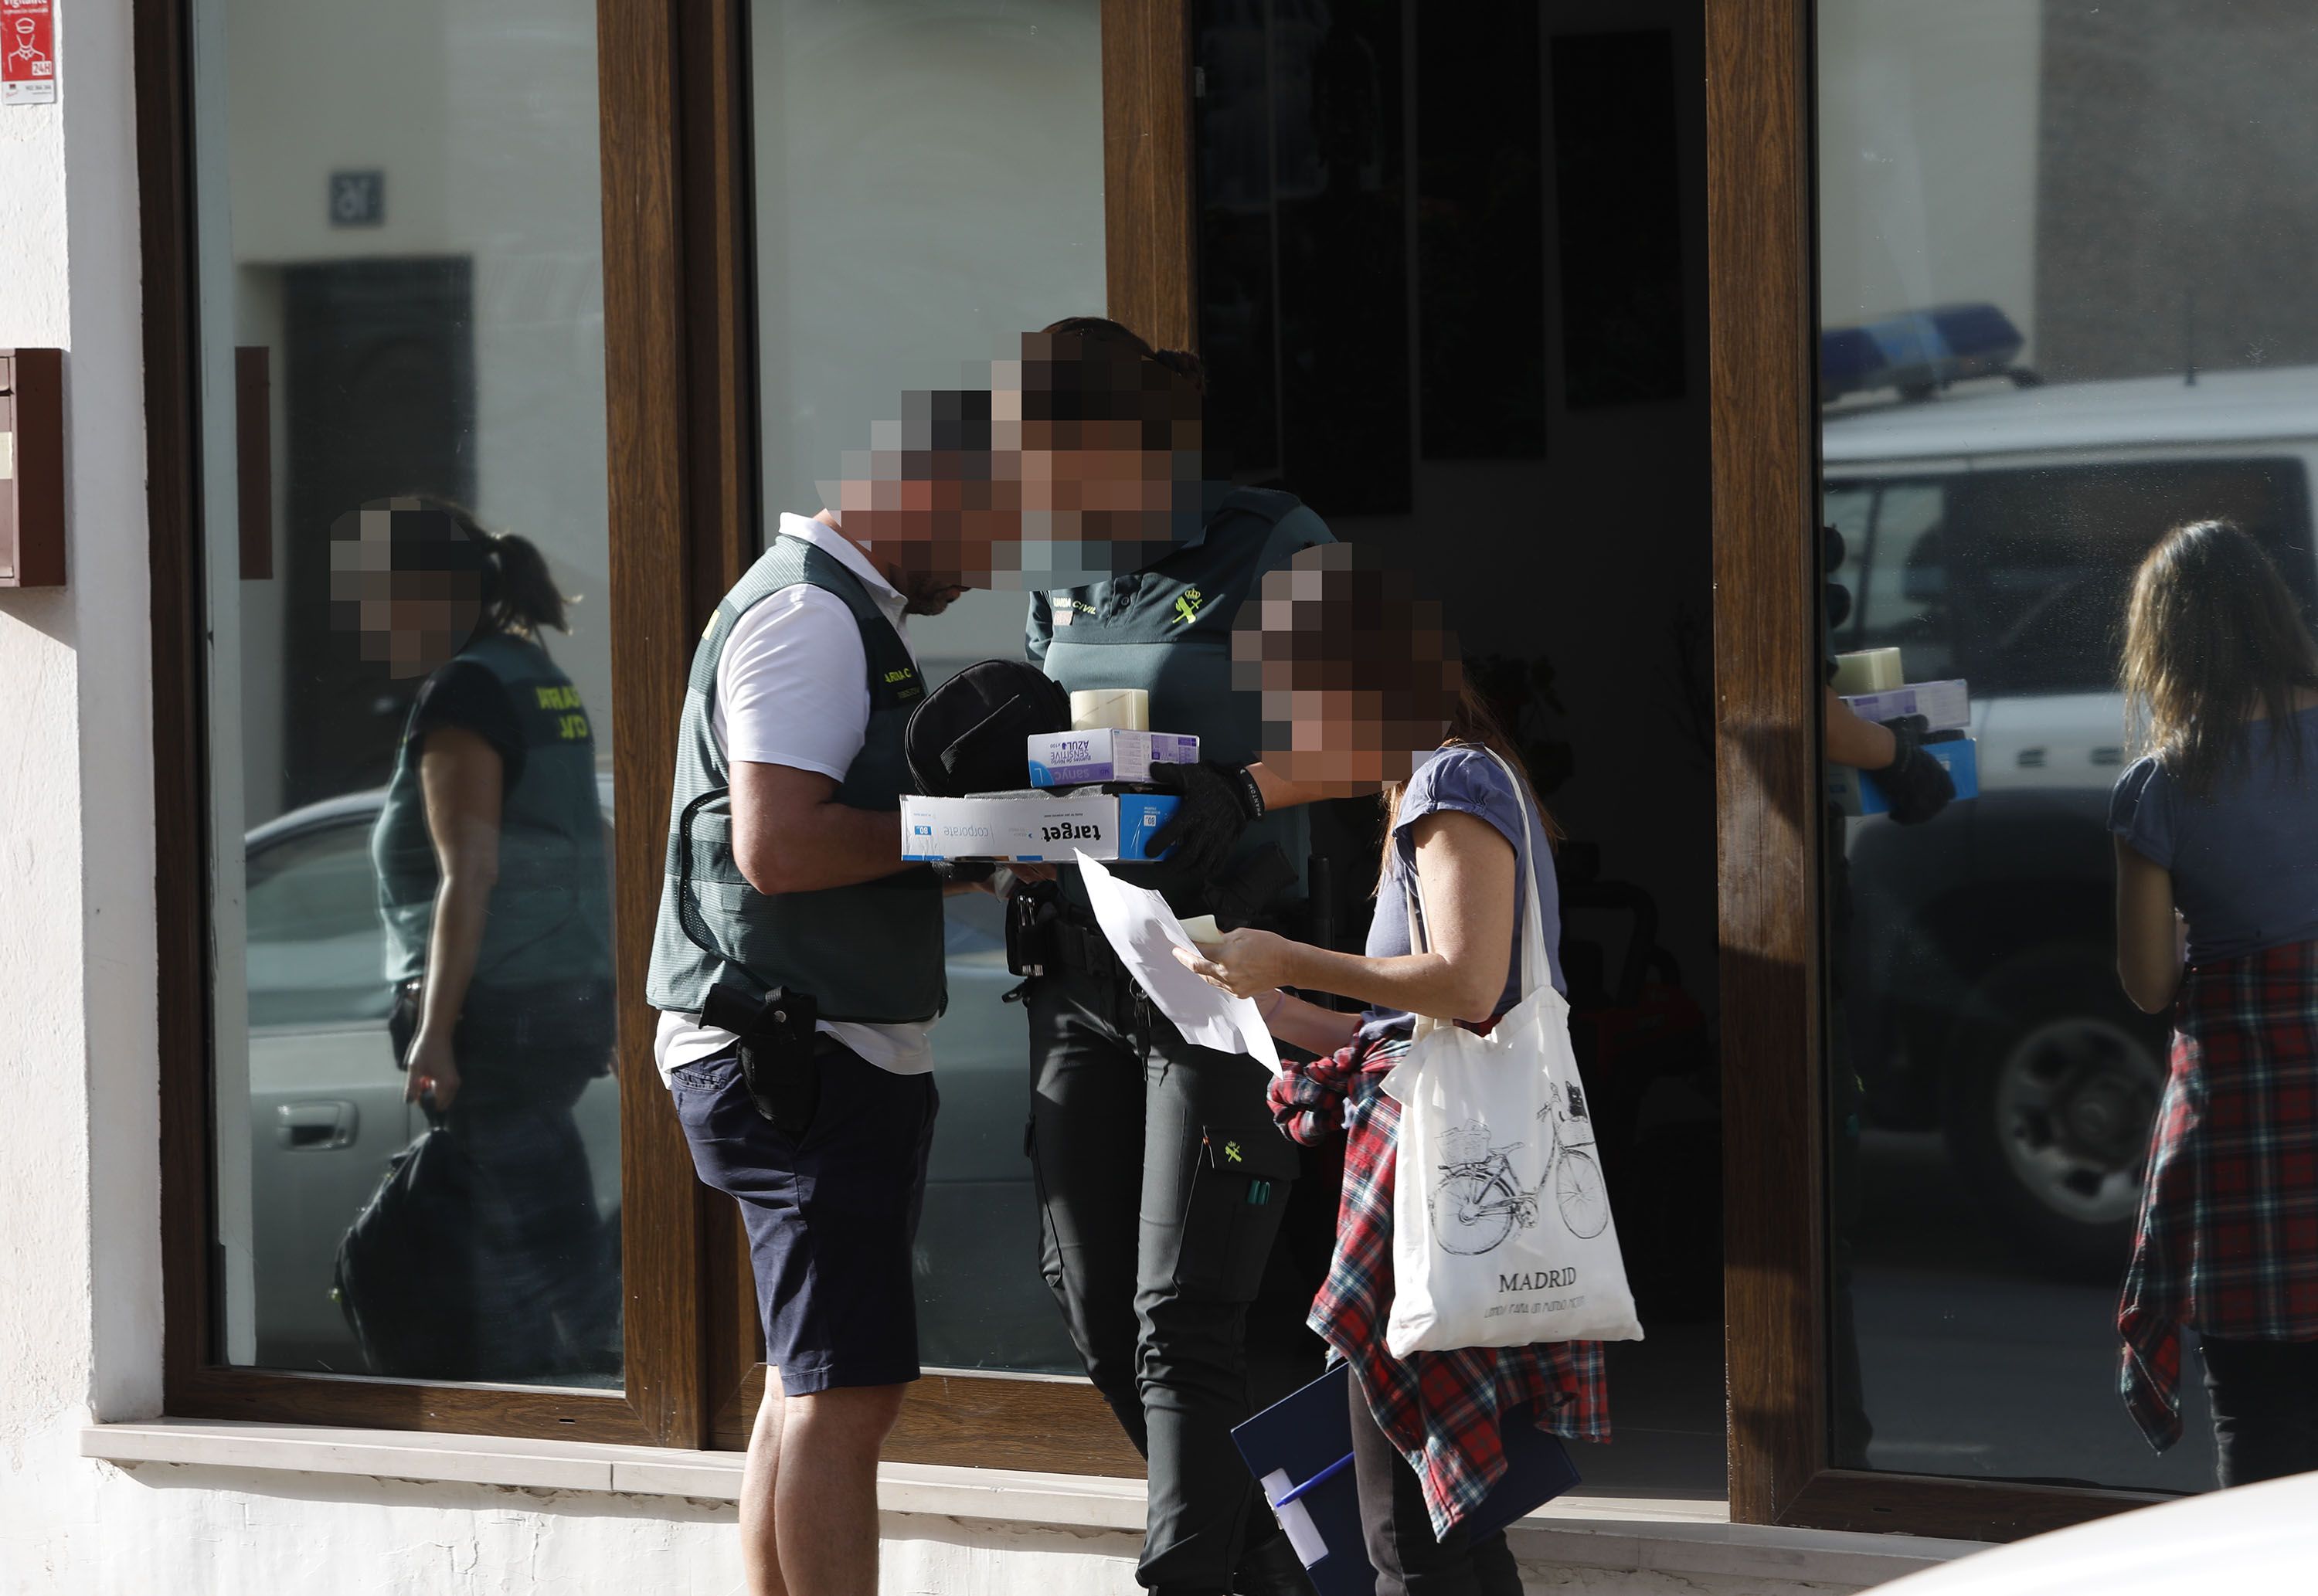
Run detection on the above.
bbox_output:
[1232,1527,1319,1596]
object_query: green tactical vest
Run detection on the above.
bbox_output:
[646,532,945,1023]
[374,631,613,990]
[1031,487,1335,916]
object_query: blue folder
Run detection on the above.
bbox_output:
[1230,1363,1582,1596]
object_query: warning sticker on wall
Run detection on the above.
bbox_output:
[2,0,57,107]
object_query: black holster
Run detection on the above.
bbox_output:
[1006,879,1064,978]
[703,980,822,1139]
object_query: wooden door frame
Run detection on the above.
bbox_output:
[1705,0,2160,1540]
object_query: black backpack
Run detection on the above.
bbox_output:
[333,1122,481,1380]
[904,658,1072,796]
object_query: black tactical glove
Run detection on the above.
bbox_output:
[1879,718,1955,826]
[1144,760,1261,883]
[929,859,997,887]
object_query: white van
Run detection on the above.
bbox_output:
[1821,365,2318,1269]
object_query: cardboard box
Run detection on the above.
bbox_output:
[1841,678,1970,734]
[901,789,1181,862]
[1829,735,1979,817]
[1026,728,1201,787]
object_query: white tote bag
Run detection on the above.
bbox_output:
[1381,752,1643,1357]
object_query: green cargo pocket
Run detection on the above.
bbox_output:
[1170,1122,1301,1302]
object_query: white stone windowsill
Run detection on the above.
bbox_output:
[82,1420,1985,1588]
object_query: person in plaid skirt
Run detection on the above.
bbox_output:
[1178,547,1608,1596]
[2112,518,2318,1486]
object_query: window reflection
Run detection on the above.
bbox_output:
[1819,0,2318,1489]
[747,0,1104,1374]
[198,0,620,1386]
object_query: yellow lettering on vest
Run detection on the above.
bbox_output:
[534,684,583,711]
[558,713,590,741]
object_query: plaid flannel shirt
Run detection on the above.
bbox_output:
[2119,939,2318,1450]
[1273,1035,1609,1540]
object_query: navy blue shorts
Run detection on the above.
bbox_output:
[669,1039,938,1393]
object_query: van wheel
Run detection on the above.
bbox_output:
[1942,953,2166,1278]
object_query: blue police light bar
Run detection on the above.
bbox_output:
[1821,302,2026,402]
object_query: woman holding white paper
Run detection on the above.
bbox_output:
[1177,546,1609,1596]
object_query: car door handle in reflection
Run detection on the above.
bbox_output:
[276,1100,359,1150]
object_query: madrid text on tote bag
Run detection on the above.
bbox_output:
[1381,750,1643,1356]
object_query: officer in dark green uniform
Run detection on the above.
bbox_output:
[361,498,616,1381]
[1013,320,1339,1596]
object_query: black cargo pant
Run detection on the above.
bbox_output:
[1347,1374,1523,1596]
[390,980,617,1383]
[2200,1335,2318,1487]
[1028,956,1310,1594]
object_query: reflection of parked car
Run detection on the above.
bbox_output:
[1823,366,2318,1269]
[244,784,1073,1377]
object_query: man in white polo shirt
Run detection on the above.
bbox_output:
[645,393,1012,1596]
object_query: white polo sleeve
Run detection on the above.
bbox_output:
[711,587,872,782]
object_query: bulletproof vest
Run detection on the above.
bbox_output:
[1035,487,1334,918]
[647,532,945,1024]
[375,632,613,990]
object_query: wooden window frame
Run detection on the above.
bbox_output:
[138,0,1189,1463]
[138,0,2168,1530]
[1705,0,2169,1542]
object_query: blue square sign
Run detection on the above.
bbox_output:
[329,170,386,228]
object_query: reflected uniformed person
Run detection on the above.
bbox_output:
[1008,318,1343,1596]
[356,497,617,1382]
[1818,522,1954,1469]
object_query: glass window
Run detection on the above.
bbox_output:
[192,0,620,1387]
[1819,0,2318,1491]
[1851,483,1950,677]
[245,820,396,1030]
[748,0,1103,1374]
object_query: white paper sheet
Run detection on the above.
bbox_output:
[1075,851,1282,1075]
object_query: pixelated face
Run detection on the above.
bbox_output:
[330,501,484,678]
[821,331,1205,603]
[995,329,1205,582]
[827,385,1028,613]
[1231,544,1465,795]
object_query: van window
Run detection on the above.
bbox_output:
[1828,459,2313,696]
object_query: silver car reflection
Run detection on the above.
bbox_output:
[244,784,1076,1378]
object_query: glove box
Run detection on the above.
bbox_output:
[901,788,1181,862]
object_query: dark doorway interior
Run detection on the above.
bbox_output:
[282,257,477,809]
[1195,0,1722,1496]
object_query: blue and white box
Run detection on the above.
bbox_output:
[1841,678,1970,735]
[1027,728,1201,787]
[1829,735,1979,817]
[900,789,1181,862]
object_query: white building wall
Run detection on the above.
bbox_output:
[0,0,165,1557]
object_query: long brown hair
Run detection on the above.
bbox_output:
[2120,518,2318,799]
[1378,677,1560,893]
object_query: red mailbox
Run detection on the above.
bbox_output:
[0,348,65,589]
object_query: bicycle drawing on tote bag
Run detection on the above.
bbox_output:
[1430,1079,1609,1255]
